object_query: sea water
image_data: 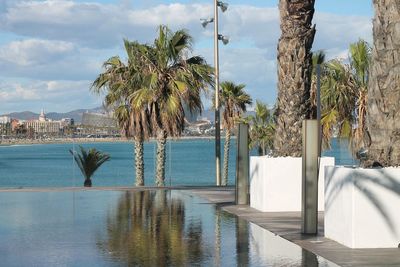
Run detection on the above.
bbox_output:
[0,138,355,188]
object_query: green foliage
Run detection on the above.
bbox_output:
[318,39,371,151]
[244,101,275,156]
[69,146,110,186]
[219,81,252,131]
[93,25,213,186]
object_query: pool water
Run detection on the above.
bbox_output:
[0,190,338,266]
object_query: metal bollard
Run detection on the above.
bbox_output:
[235,123,249,205]
[301,120,319,234]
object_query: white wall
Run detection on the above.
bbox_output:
[250,157,335,212]
[325,166,400,248]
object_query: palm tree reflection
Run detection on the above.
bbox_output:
[97,190,204,266]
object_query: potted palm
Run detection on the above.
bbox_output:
[69,146,110,187]
[324,3,400,248]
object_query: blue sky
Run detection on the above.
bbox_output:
[0,0,373,114]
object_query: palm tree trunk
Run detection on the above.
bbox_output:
[155,130,167,186]
[366,0,400,167]
[222,130,231,186]
[134,136,145,186]
[84,178,92,187]
[273,0,316,157]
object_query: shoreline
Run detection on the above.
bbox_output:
[0,136,217,146]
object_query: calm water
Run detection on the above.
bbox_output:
[0,139,355,188]
[0,190,339,266]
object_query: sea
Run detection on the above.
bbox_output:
[0,138,356,188]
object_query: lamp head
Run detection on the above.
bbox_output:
[217,1,229,12]
[200,18,214,28]
[218,34,229,45]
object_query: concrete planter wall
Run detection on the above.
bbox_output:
[250,157,335,212]
[325,166,400,248]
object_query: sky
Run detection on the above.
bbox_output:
[0,0,373,114]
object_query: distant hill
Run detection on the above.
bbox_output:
[198,109,255,122]
[2,107,255,124]
[2,107,104,123]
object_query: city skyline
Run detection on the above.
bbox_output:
[0,0,373,114]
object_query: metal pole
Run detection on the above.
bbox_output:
[316,64,321,157]
[214,0,221,186]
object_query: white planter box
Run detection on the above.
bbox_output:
[325,166,400,248]
[250,157,335,212]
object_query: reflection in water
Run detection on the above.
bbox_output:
[236,217,250,266]
[0,190,339,266]
[214,211,221,267]
[302,249,319,267]
[97,191,204,266]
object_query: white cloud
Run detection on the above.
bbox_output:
[0,1,373,113]
[0,39,75,66]
[1,1,212,48]
[0,80,101,113]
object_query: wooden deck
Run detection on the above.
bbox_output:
[190,188,400,267]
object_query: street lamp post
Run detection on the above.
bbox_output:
[214,0,222,186]
[202,1,229,186]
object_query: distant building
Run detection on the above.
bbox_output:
[24,110,62,134]
[0,116,11,124]
[11,119,21,132]
[61,118,74,126]
[81,112,117,128]
[0,116,12,135]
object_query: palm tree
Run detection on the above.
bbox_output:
[320,40,370,151]
[366,1,400,167]
[219,81,252,186]
[320,59,356,148]
[69,146,110,187]
[349,40,371,149]
[274,0,316,157]
[92,41,151,186]
[247,101,275,156]
[131,25,213,186]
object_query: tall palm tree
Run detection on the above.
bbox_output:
[92,40,150,186]
[131,25,213,186]
[92,41,151,186]
[69,146,110,187]
[320,40,371,150]
[247,101,275,156]
[274,0,316,157]
[219,81,252,186]
[366,0,400,167]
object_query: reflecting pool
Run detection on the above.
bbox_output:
[0,190,338,266]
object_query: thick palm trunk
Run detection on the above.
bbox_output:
[366,0,400,167]
[155,130,167,186]
[273,0,316,157]
[222,130,231,186]
[134,136,145,186]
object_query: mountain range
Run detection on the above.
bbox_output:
[2,107,255,124]
[2,107,105,123]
